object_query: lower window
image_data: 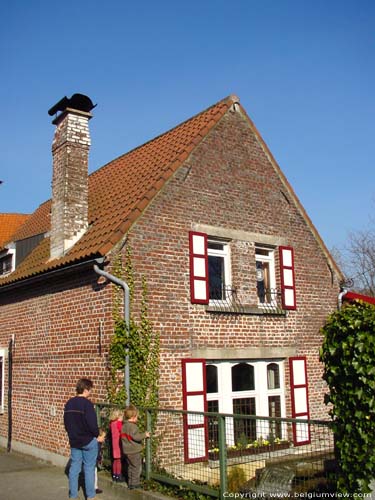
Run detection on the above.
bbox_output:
[206,360,285,446]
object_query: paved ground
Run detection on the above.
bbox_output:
[0,447,168,500]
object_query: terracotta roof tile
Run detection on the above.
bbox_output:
[0,213,30,247]
[0,95,236,286]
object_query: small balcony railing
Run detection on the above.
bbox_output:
[208,286,284,315]
[257,287,284,313]
[209,285,244,313]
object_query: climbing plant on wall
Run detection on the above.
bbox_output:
[107,248,160,411]
[320,300,375,493]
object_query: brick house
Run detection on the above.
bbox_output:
[0,93,342,466]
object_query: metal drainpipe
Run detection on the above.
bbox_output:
[338,288,348,310]
[93,263,130,406]
[7,335,14,452]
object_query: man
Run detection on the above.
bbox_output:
[64,378,99,500]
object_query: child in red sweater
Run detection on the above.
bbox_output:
[109,408,125,482]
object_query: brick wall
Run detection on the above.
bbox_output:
[0,269,113,456]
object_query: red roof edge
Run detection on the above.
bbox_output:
[344,291,375,306]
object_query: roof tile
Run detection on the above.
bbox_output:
[0,213,30,247]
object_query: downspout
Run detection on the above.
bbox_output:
[7,334,14,452]
[338,288,348,310]
[93,262,130,406]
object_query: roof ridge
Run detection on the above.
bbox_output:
[90,94,238,179]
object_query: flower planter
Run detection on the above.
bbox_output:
[208,442,290,461]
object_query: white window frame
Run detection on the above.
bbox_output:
[0,348,5,413]
[255,246,276,307]
[207,239,231,304]
[206,360,286,445]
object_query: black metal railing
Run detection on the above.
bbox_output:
[208,286,284,314]
[209,285,245,312]
[257,287,284,313]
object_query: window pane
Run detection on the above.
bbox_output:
[208,255,225,299]
[206,365,218,393]
[268,396,281,438]
[267,363,280,389]
[232,363,254,391]
[208,400,219,449]
[256,260,271,303]
[233,397,256,442]
[208,242,224,251]
[256,261,265,302]
[0,256,12,275]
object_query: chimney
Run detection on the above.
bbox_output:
[48,94,95,259]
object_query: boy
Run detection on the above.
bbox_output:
[121,404,150,489]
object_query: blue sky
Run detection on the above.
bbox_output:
[0,0,374,252]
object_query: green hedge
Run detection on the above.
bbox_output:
[320,300,375,493]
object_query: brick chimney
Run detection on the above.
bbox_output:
[48,94,95,259]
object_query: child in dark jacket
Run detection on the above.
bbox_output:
[121,404,150,489]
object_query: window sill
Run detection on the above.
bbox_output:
[205,305,287,316]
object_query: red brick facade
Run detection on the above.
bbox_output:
[0,98,341,465]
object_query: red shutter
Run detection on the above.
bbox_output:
[279,246,296,310]
[182,359,208,463]
[289,357,310,445]
[189,231,209,304]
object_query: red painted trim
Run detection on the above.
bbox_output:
[289,356,311,446]
[344,291,375,306]
[279,246,297,310]
[181,359,208,463]
[189,231,209,305]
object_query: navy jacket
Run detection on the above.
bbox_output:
[64,396,99,448]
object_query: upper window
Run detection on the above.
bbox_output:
[206,365,218,393]
[232,363,255,391]
[208,240,230,301]
[255,246,276,306]
[267,363,280,389]
[0,254,13,276]
[189,232,296,311]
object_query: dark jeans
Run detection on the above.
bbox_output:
[125,452,142,487]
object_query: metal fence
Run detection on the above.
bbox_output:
[95,404,337,499]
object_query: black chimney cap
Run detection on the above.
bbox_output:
[48,93,96,116]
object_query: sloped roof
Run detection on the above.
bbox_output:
[0,213,30,247]
[0,95,238,286]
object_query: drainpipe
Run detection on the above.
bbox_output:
[338,288,348,310]
[7,334,14,452]
[93,262,130,406]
